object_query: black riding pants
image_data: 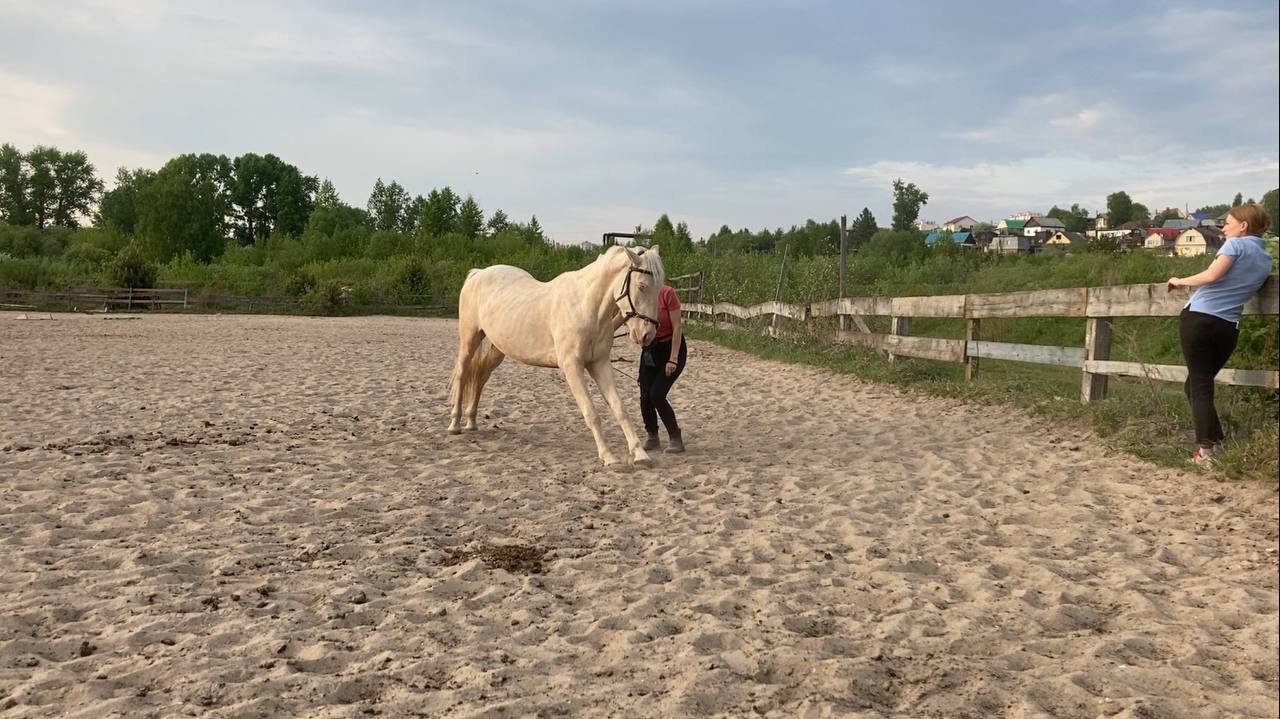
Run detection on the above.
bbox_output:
[1178,309,1239,447]
[639,338,686,436]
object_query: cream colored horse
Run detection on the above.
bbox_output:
[448,245,665,466]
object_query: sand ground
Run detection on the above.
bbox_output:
[1,311,1277,718]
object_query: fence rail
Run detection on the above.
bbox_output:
[683,275,1280,402]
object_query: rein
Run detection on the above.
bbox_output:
[615,265,659,326]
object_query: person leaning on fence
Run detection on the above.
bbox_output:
[635,283,687,453]
[1166,203,1275,468]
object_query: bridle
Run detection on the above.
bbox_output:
[615,253,659,327]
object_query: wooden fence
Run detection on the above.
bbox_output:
[682,275,1280,402]
[0,286,306,313]
[0,286,454,315]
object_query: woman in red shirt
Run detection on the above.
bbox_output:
[639,283,687,453]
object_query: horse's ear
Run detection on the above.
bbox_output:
[648,244,661,255]
[623,246,641,265]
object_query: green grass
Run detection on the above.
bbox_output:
[687,321,1279,483]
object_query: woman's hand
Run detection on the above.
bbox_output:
[665,359,678,377]
[1167,277,1184,291]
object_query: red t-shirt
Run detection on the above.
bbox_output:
[655,285,681,341]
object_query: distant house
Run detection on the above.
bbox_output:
[1045,230,1087,247]
[1175,226,1225,257]
[915,219,939,232]
[996,218,1028,235]
[970,228,996,248]
[1162,218,1196,231]
[1189,211,1224,229]
[924,230,977,248]
[942,215,978,232]
[1143,228,1181,251]
[988,235,1030,254]
[1025,216,1067,237]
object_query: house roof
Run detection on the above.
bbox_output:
[1001,219,1027,229]
[924,230,973,246]
[1162,218,1195,230]
[1027,217,1066,229]
[1181,225,1225,249]
[943,215,975,225]
[1053,231,1087,244]
[1146,228,1180,239]
[1118,220,1150,230]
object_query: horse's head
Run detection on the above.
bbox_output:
[613,245,665,346]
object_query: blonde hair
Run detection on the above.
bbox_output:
[1227,203,1271,236]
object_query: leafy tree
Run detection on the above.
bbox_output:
[1131,202,1150,222]
[420,187,460,236]
[0,143,29,225]
[315,178,342,209]
[1106,191,1138,227]
[674,221,693,251]
[135,153,233,262]
[230,153,316,244]
[51,150,103,228]
[1261,188,1278,236]
[1046,203,1090,233]
[1232,192,1243,207]
[486,208,510,235]
[1195,202,1231,219]
[524,215,545,244]
[457,195,484,239]
[861,228,927,264]
[652,214,676,249]
[891,179,929,231]
[366,178,410,233]
[23,146,60,228]
[95,167,156,234]
[403,194,426,233]
[849,207,877,248]
[271,163,319,238]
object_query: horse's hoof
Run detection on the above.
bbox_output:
[447,426,461,435]
[601,455,620,467]
[632,451,652,468]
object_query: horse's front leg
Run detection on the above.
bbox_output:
[560,361,619,466]
[586,358,650,467]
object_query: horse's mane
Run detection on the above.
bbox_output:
[599,244,666,286]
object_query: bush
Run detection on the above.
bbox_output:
[304,278,346,314]
[109,245,158,288]
[63,243,113,269]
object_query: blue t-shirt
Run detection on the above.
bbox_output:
[1186,236,1274,323]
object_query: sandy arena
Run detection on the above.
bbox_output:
[1,311,1277,718]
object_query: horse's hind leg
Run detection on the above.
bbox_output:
[448,326,485,434]
[463,341,505,430]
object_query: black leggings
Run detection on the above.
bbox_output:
[1179,309,1239,447]
[639,339,686,436]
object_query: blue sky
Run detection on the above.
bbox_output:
[2,0,1277,245]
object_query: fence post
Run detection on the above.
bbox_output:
[888,315,911,363]
[1081,316,1112,402]
[183,288,188,309]
[771,245,790,334]
[839,214,849,332]
[965,317,980,381]
[127,287,133,311]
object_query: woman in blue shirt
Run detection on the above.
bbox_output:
[1167,203,1275,467]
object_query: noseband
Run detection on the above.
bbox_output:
[616,263,659,327]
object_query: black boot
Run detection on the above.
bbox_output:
[665,430,685,454]
[643,429,661,451]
